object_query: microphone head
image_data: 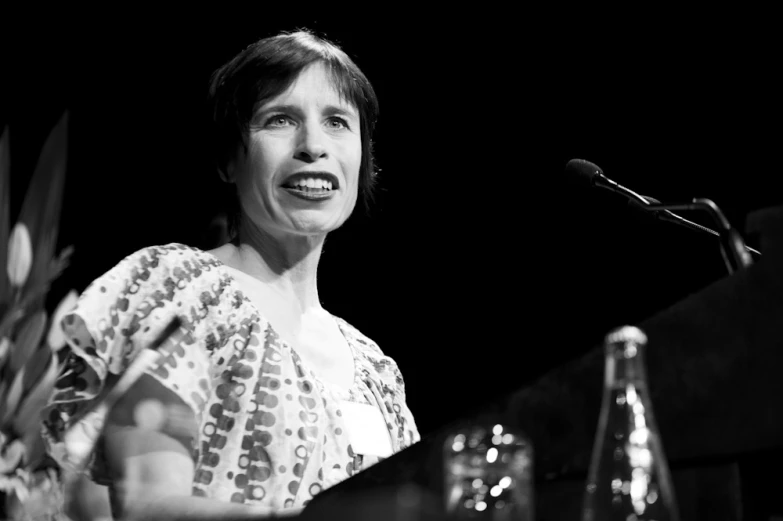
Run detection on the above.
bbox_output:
[565,158,604,187]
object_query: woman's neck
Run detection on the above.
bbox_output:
[225,221,326,313]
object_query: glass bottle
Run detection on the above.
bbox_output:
[443,414,534,520]
[582,325,679,521]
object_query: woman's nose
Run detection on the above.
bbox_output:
[294,123,328,162]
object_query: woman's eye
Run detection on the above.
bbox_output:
[327,117,349,130]
[265,115,292,127]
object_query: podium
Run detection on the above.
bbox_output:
[303,206,783,521]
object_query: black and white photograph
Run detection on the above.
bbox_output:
[0,10,781,520]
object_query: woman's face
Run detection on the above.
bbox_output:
[229,61,362,240]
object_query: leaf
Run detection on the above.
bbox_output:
[9,310,46,374]
[21,344,52,394]
[0,336,9,365]
[0,336,13,385]
[17,112,69,309]
[0,439,25,474]
[20,430,48,470]
[0,380,7,413]
[6,222,32,288]
[0,125,9,304]
[48,245,74,284]
[14,350,57,444]
[0,365,25,425]
[0,306,24,341]
[46,289,78,351]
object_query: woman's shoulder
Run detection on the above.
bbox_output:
[334,315,405,376]
[88,243,225,292]
[72,243,237,340]
[113,243,223,272]
[334,315,415,430]
[333,315,383,355]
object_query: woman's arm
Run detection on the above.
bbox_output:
[101,374,300,520]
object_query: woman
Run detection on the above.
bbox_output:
[44,30,420,519]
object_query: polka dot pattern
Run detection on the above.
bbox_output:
[42,243,421,513]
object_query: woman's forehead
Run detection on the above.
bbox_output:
[259,62,359,114]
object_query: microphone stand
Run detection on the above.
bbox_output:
[567,158,759,274]
[630,197,758,274]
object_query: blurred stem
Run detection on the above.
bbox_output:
[0,308,24,341]
[0,282,51,340]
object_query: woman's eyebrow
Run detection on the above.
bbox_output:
[256,103,300,116]
[322,104,359,119]
[255,103,359,121]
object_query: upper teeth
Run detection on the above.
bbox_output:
[289,178,333,190]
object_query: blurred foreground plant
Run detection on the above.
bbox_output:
[0,113,76,520]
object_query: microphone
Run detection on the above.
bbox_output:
[566,159,707,229]
[565,158,758,273]
[567,158,650,206]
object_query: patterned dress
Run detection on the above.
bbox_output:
[43,243,420,512]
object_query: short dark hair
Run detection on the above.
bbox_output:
[207,29,380,237]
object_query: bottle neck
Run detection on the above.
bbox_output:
[604,341,647,390]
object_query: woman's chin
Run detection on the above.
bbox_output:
[285,208,351,235]
[287,217,345,237]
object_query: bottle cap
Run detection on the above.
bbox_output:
[605,325,648,346]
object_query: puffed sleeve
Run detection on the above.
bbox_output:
[392,361,421,448]
[337,318,421,452]
[377,355,421,451]
[43,244,227,480]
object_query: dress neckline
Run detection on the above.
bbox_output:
[201,252,363,396]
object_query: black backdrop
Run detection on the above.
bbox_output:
[1,11,780,435]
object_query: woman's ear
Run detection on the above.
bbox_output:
[217,166,232,183]
[218,144,244,183]
[218,156,239,183]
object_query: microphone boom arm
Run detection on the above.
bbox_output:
[638,198,758,273]
[565,158,759,274]
[595,175,729,241]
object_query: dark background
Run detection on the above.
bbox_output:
[1,11,780,436]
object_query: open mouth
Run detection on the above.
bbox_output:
[281,171,339,193]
